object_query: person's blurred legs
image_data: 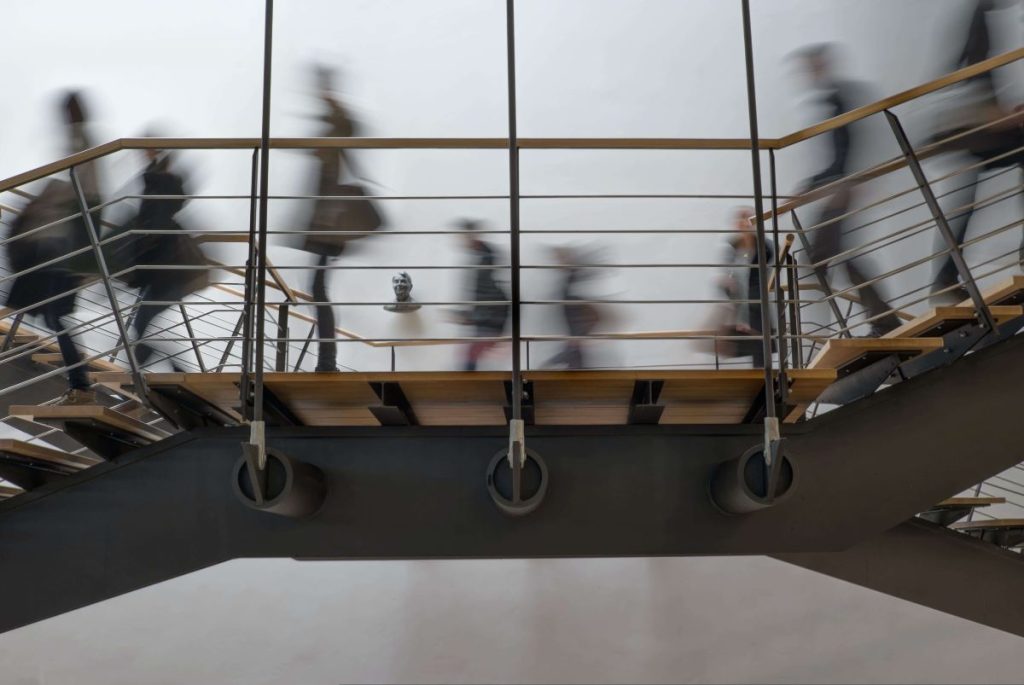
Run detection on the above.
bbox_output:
[844,260,900,336]
[810,198,898,336]
[463,340,496,371]
[132,282,192,368]
[311,254,338,372]
[931,165,979,303]
[42,306,93,404]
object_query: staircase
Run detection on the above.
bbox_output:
[0,46,1023,637]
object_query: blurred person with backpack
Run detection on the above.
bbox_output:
[301,65,383,372]
[5,92,102,404]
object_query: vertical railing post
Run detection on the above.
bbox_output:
[70,166,149,400]
[884,109,996,332]
[252,0,275,462]
[768,149,789,408]
[239,148,260,416]
[239,0,275,501]
[275,304,289,372]
[785,254,804,369]
[739,0,782,495]
[791,211,851,338]
[505,0,524,480]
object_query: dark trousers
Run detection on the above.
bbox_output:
[133,282,190,367]
[807,196,900,334]
[934,162,1024,289]
[463,339,498,371]
[311,254,337,371]
[41,306,89,390]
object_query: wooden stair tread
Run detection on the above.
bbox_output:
[31,353,123,373]
[807,337,943,370]
[0,439,98,470]
[0,483,22,499]
[885,306,1023,339]
[82,370,838,427]
[8,405,171,442]
[951,519,1024,531]
[960,275,1024,307]
[935,497,1005,508]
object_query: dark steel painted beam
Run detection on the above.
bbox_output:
[3,334,1024,633]
[628,380,665,425]
[774,519,1024,638]
[369,382,418,426]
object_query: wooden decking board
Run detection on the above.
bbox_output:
[30,352,124,373]
[0,483,22,498]
[951,518,1024,531]
[66,369,839,427]
[936,497,1005,508]
[963,276,1024,307]
[0,439,98,470]
[885,306,1024,339]
[8,405,172,443]
[807,338,944,371]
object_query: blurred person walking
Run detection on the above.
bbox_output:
[796,45,900,337]
[110,145,209,368]
[453,220,508,371]
[544,245,602,369]
[300,65,382,372]
[929,0,1024,303]
[705,207,775,368]
[5,92,102,404]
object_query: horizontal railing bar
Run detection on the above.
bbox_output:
[2,48,1020,196]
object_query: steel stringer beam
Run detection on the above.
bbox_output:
[3,334,1024,634]
[774,518,1024,638]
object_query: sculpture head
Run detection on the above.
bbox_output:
[392,272,413,301]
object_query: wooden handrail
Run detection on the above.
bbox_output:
[3,47,1020,196]
[776,47,1024,149]
[766,234,795,293]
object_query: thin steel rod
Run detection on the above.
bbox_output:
[791,211,851,338]
[506,0,523,426]
[239,148,259,421]
[293,321,316,372]
[884,109,996,333]
[69,167,149,399]
[740,0,776,422]
[179,304,207,373]
[252,0,274,439]
[769,149,790,394]
[786,254,804,368]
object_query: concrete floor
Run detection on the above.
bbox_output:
[0,555,1019,684]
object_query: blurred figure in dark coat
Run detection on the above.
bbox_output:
[5,92,101,404]
[711,207,775,368]
[300,65,382,372]
[930,0,1024,303]
[453,220,508,371]
[796,44,900,336]
[114,147,209,367]
[544,245,601,369]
